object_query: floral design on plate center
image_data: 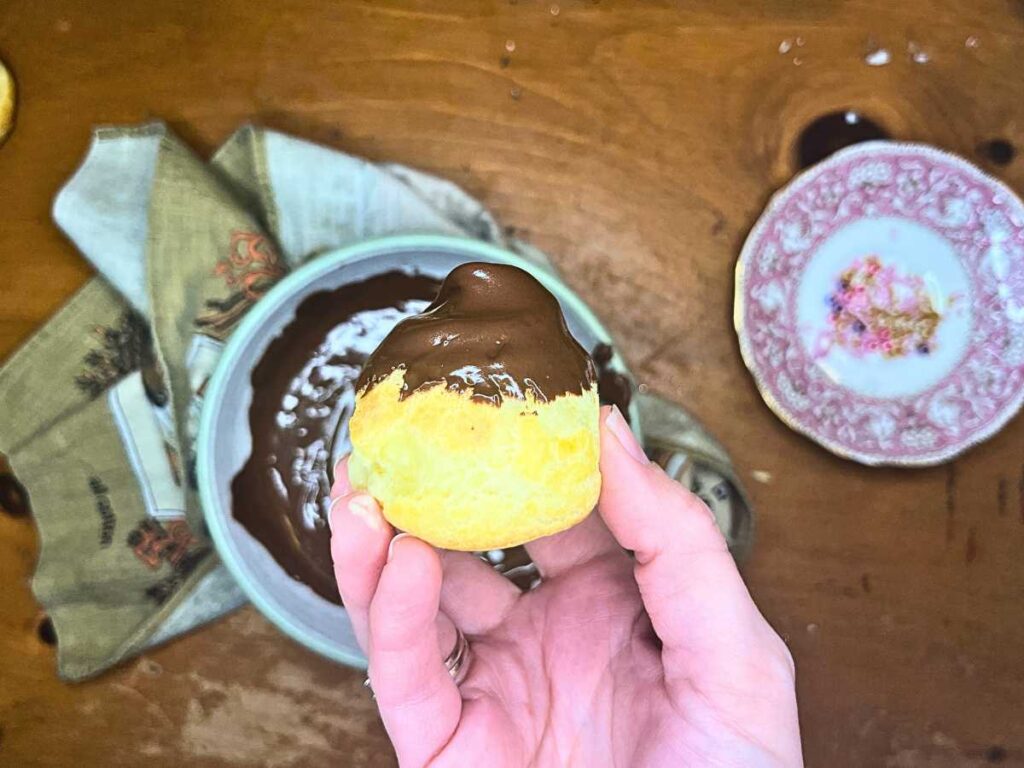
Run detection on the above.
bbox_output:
[815,255,958,360]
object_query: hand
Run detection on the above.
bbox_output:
[330,406,802,767]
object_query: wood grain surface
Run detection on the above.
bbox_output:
[1,1,1023,766]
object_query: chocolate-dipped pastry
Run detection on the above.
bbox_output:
[358,263,597,405]
[349,262,604,552]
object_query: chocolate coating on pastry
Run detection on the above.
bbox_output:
[357,263,597,404]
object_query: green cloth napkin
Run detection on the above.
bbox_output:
[0,124,753,680]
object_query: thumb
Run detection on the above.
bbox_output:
[597,406,787,689]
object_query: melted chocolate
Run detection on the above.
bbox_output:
[233,268,634,603]
[232,272,441,604]
[592,343,632,421]
[358,263,597,404]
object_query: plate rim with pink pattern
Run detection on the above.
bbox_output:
[735,141,1024,466]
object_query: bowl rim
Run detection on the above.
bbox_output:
[197,233,640,665]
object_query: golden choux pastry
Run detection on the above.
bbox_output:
[0,59,15,146]
[349,262,600,551]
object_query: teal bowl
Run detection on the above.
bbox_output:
[197,235,640,666]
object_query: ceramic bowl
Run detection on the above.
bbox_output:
[197,234,639,666]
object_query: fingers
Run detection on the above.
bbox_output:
[330,456,352,498]
[524,509,626,579]
[330,462,393,651]
[597,406,771,680]
[438,550,520,634]
[369,535,462,764]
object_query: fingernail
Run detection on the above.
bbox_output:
[327,495,345,534]
[328,493,383,535]
[331,455,352,495]
[605,405,649,465]
[348,495,384,531]
[387,532,411,562]
[333,455,347,479]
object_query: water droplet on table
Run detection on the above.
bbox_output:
[550,4,560,15]
[510,86,522,100]
[965,35,980,49]
[778,39,792,54]
[505,39,516,52]
[864,47,891,67]
[795,36,805,47]
[793,56,803,66]
[907,41,930,64]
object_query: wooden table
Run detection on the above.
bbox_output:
[1,2,1022,765]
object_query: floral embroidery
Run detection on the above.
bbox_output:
[75,310,168,402]
[215,231,284,302]
[195,231,285,340]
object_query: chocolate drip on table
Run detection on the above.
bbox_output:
[232,268,633,603]
[358,263,597,404]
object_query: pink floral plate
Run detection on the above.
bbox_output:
[735,142,1024,466]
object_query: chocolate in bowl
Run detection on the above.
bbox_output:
[232,272,440,605]
[199,235,640,666]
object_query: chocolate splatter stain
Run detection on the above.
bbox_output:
[984,745,1007,763]
[797,111,889,169]
[978,139,1015,167]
